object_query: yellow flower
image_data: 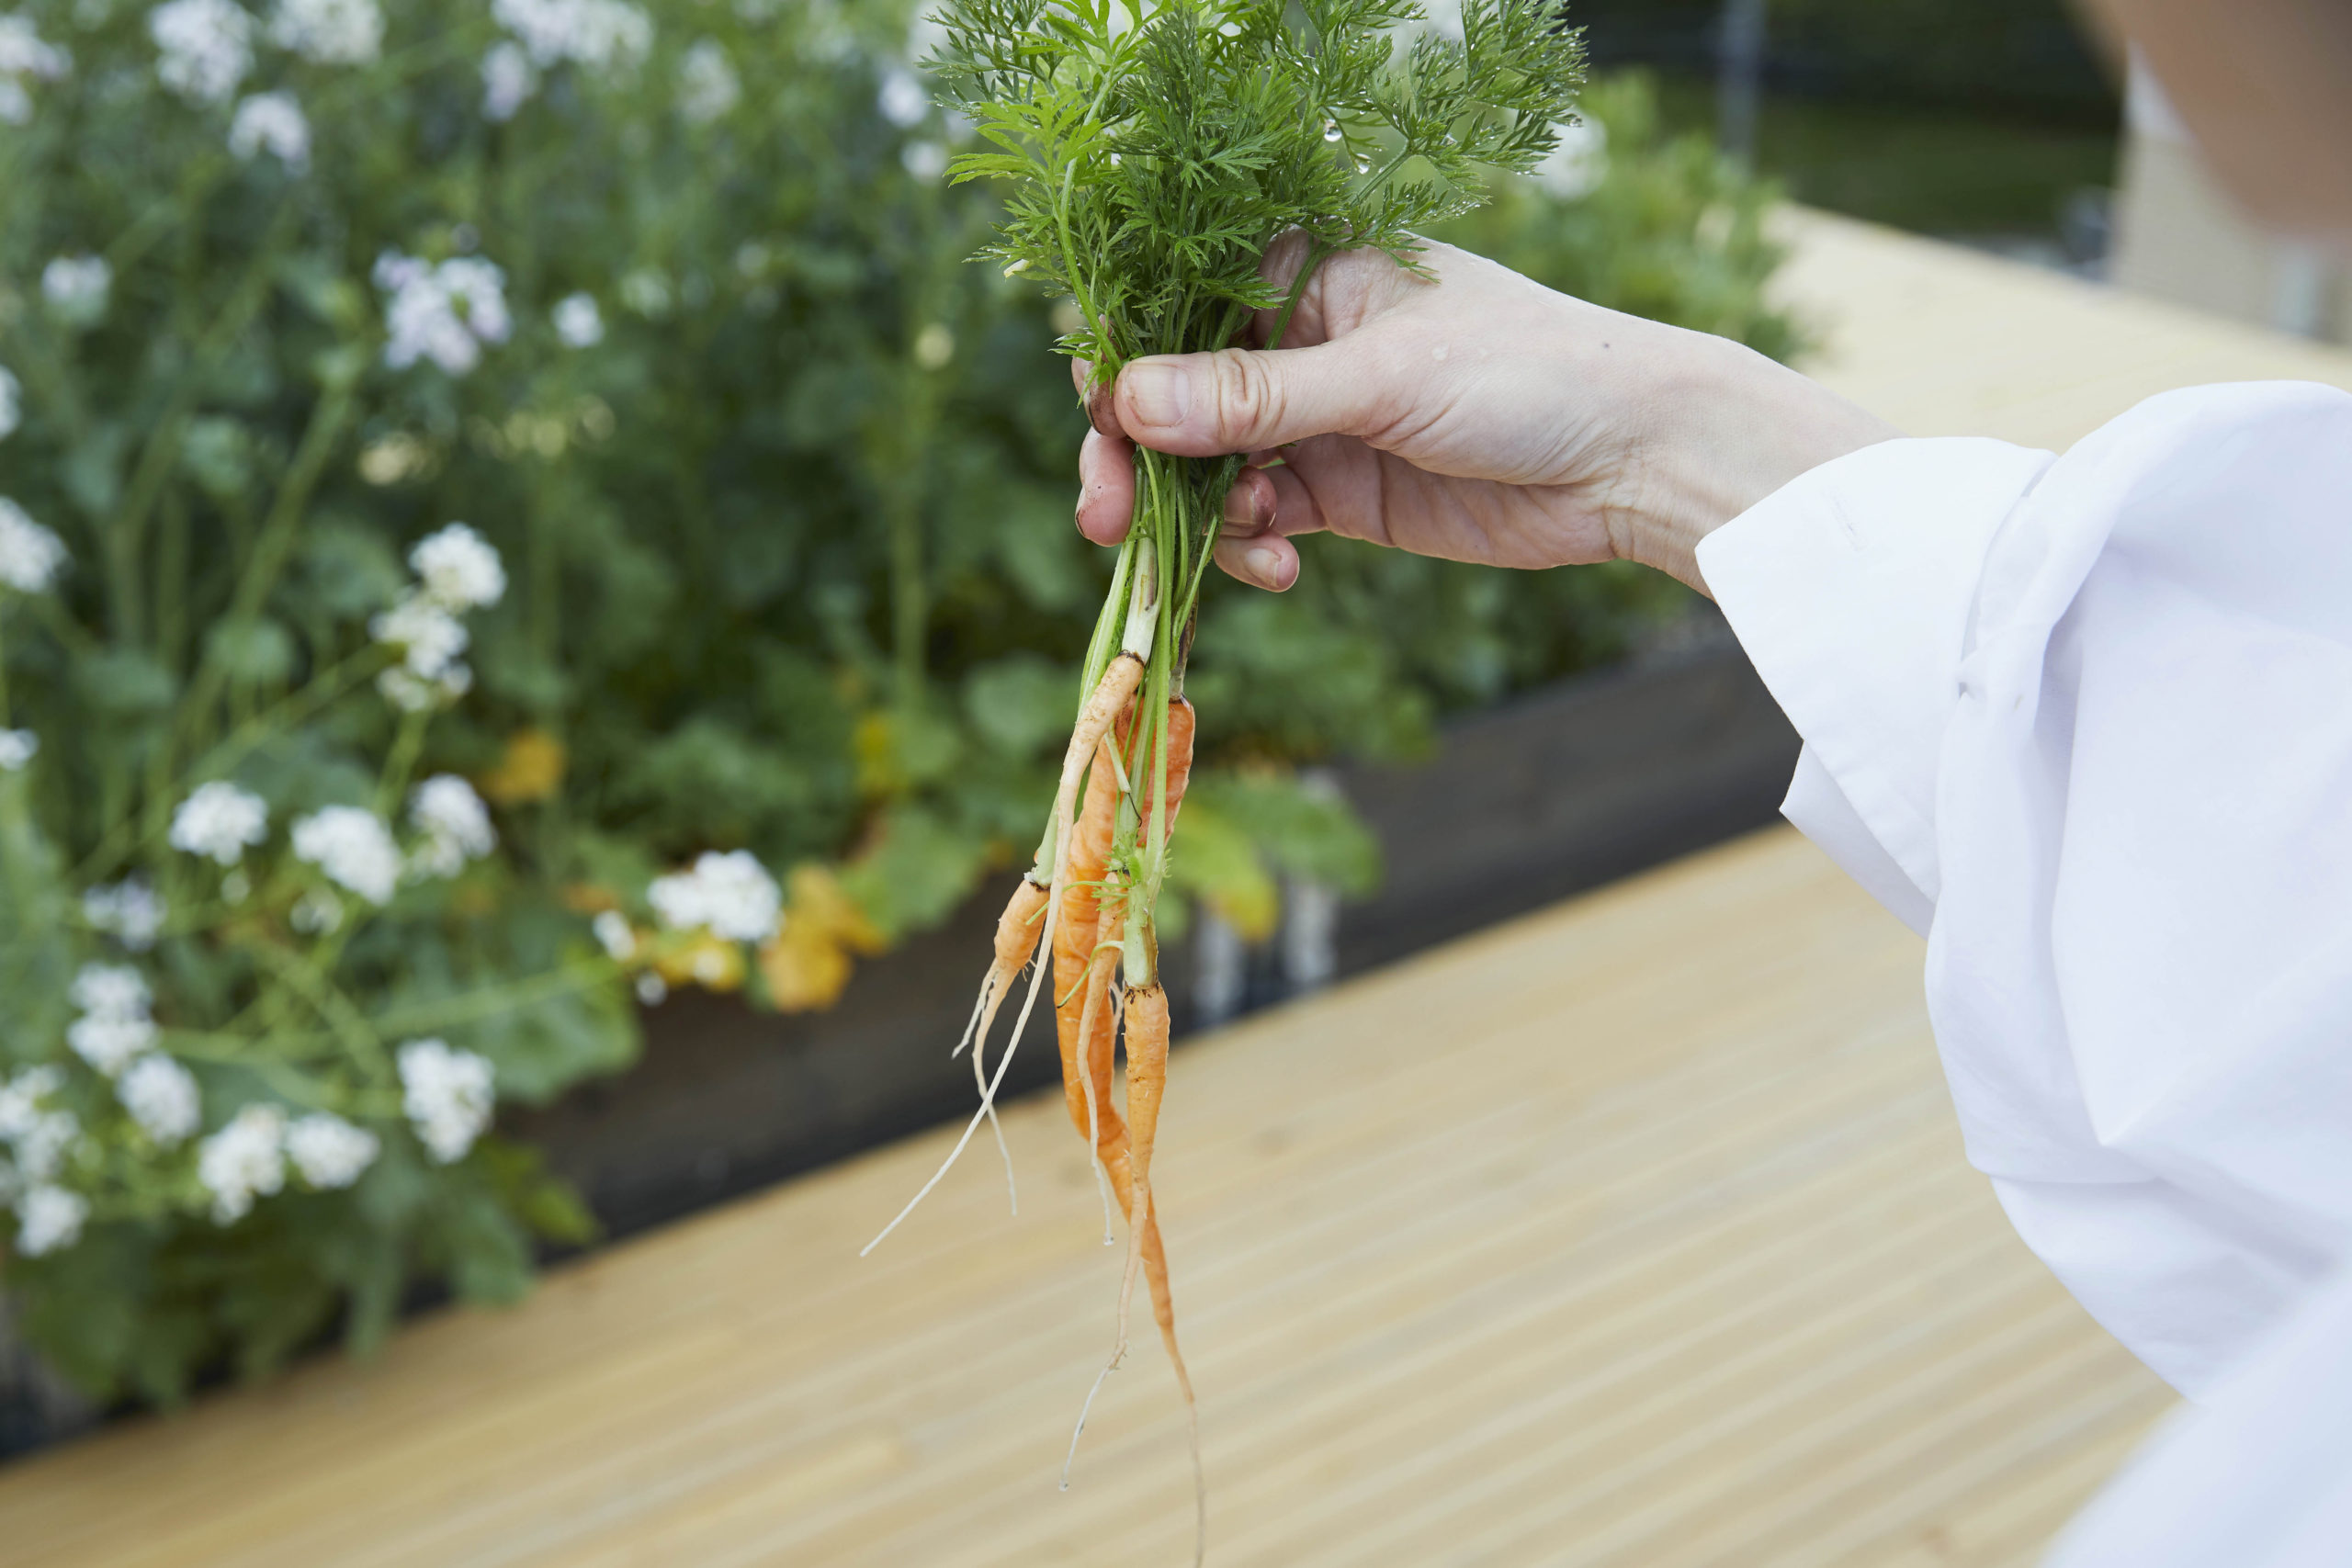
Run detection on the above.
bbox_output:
[478,728,566,805]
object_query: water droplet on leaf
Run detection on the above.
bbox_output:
[1321,118,1341,142]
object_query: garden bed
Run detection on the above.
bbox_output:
[514,617,1799,1240]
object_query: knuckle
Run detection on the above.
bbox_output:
[1214,349,1282,448]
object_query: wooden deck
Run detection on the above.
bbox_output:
[11,214,2352,1566]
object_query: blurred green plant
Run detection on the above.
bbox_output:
[0,0,1788,1408]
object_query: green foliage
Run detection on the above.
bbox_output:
[0,0,1787,1411]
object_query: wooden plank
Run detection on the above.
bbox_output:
[0,829,2172,1566]
[1774,209,2352,450]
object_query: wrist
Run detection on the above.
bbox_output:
[1604,329,1899,594]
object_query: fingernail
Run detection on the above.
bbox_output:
[1123,361,1192,430]
[1223,483,1270,527]
[1244,546,1283,588]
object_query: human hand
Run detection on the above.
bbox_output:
[1074,232,1897,595]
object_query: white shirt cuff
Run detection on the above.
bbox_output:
[1695,437,2056,918]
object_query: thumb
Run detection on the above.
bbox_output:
[1113,340,1380,457]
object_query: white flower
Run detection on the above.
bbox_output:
[369,592,468,680]
[40,253,110,327]
[397,1038,493,1163]
[635,971,667,1005]
[15,1184,87,1256]
[377,663,471,712]
[286,1111,378,1188]
[85,878,167,951]
[72,962,151,1022]
[68,965,157,1077]
[376,250,511,377]
[198,1103,284,1223]
[647,850,783,943]
[0,1066,62,1141]
[491,0,649,73]
[409,521,505,610]
[119,1054,200,1145]
[901,140,948,181]
[592,908,635,961]
[676,38,738,123]
[170,779,269,865]
[150,0,254,105]
[0,15,72,81]
[0,365,21,440]
[407,774,494,878]
[481,39,534,119]
[268,0,379,64]
[68,1015,155,1076]
[552,291,603,348]
[0,13,64,125]
[290,805,401,905]
[1533,118,1607,200]
[0,730,34,771]
[0,497,65,592]
[228,89,309,167]
[876,68,927,129]
[12,1107,79,1183]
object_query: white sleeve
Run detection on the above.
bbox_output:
[1696,381,2352,1401]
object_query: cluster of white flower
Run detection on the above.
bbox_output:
[0,729,35,771]
[85,877,167,952]
[150,0,253,105]
[1,1065,84,1253]
[397,1038,494,1164]
[407,774,495,879]
[267,0,379,64]
[0,1066,77,1185]
[0,13,67,128]
[170,779,270,864]
[67,964,157,1077]
[481,39,533,120]
[0,497,65,593]
[368,594,470,710]
[13,1182,87,1256]
[491,0,650,73]
[410,521,507,612]
[198,1103,284,1223]
[229,89,310,168]
[552,292,604,348]
[0,363,20,440]
[290,805,401,906]
[41,254,110,328]
[375,251,512,378]
[648,850,783,943]
[1534,118,1608,201]
[676,38,738,124]
[286,1111,378,1188]
[368,523,503,710]
[118,1052,201,1146]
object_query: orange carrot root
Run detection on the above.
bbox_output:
[1114,980,1170,1356]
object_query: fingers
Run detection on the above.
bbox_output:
[1214,533,1299,592]
[1113,338,1379,458]
[1075,427,1135,547]
[1071,357,1121,436]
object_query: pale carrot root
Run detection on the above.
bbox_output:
[858,655,1139,1258]
[959,875,1050,1214]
